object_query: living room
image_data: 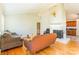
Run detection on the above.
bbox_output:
[0,3,79,55]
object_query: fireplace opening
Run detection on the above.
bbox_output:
[53,30,63,38]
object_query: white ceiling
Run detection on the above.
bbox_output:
[3,3,56,15]
[64,3,79,14]
[2,3,79,15]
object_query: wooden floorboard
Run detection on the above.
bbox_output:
[1,40,79,55]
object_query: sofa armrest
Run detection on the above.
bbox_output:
[24,40,32,50]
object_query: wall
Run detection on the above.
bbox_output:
[39,10,51,34]
[5,13,37,36]
[0,4,4,34]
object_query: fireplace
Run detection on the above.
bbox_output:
[53,30,63,38]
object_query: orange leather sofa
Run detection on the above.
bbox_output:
[24,33,57,54]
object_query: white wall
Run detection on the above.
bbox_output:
[39,8,50,34]
[0,15,4,34]
[0,4,4,34]
[5,14,37,35]
[39,10,51,34]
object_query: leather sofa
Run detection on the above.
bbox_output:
[0,33,22,51]
[24,33,57,54]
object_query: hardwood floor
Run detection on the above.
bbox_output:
[1,40,79,55]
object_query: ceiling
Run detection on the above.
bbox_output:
[3,3,56,15]
[2,3,79,15]
[64,3,79,19]
[64,3,79,14]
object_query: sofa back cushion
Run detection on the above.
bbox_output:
[1,33,12,43]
